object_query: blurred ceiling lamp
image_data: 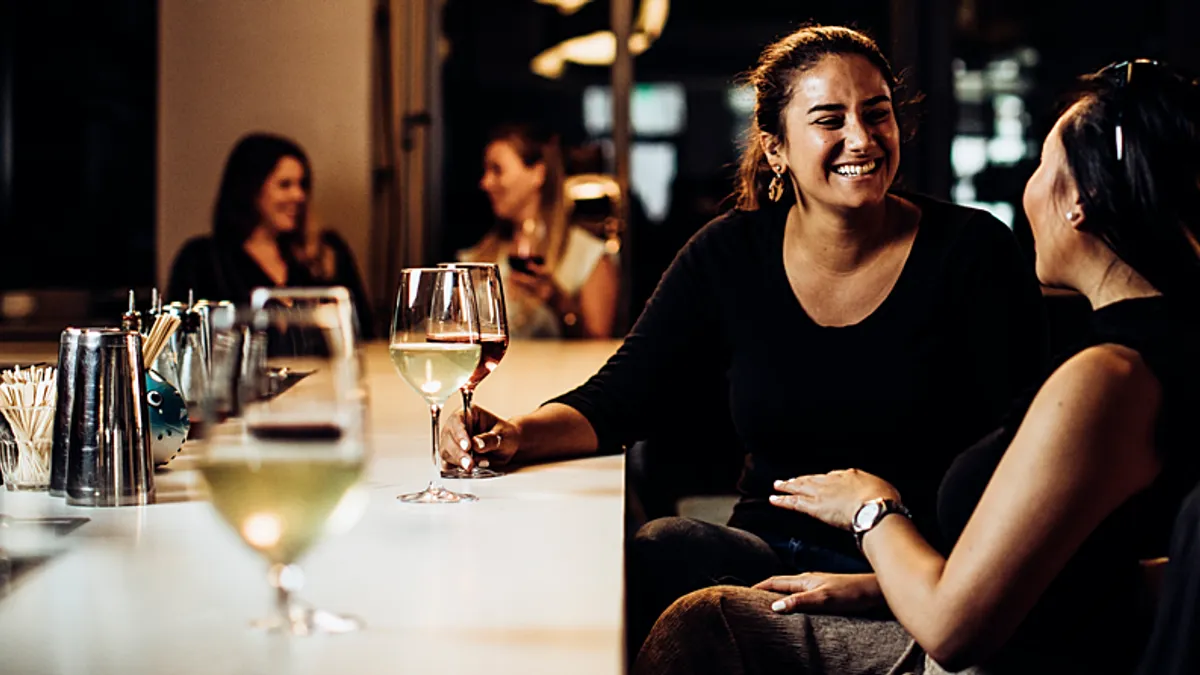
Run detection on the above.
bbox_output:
[530,0,669,79]
[634,0,669,41]
[534,0,593,15]
[565,173,621,201]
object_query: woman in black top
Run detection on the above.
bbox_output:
[635,62,1200,674]
[439,26,1046,658]
[166,133,375,337]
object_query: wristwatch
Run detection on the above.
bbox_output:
[852,498,912,552]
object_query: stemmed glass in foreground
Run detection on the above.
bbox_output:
[199,287,368,635]
[437,263,509,479]
[390,268,482,503]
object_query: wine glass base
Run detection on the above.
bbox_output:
[441,466,505,480]
[398,481,477,503]
[252,607,363,636]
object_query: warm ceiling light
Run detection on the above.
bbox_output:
[558,31,619,65]
[635,0,669,40]
[529,0,670,79]
[565,174,621,201]
[530,51,567,80]
[628,33,650,55]
[533,0,593,15]
[531,31,616,79]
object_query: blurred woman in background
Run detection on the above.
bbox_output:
[167,132,375,337]
[459,123,618,338]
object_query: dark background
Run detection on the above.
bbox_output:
[2,0,1199,333]
[437,0,1200,316]
[0,0,156,291]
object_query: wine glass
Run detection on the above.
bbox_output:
[437,262,509,479]
[198,286,369,635]
[508,218,547,273]
[390,268,482,503]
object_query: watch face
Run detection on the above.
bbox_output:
[855,501,882,530]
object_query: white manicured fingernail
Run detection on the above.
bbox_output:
[771,600,786,612]
[460,456,471,470]
[479,459,490,468]
[774,480,784,487]
[475,437,486,450]
[769,495,782,502]
[459,439,470,451]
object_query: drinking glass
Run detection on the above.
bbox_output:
[437,263,509,479]
[508,218,548,273]
[198,288,369,635]
[390,268,482,503]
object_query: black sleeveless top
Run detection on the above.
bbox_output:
[936,296,1200,673]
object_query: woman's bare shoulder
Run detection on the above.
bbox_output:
[1025,343,1162,456]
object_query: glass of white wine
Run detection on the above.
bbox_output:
[198,288,369,635]
[390,267,481,503]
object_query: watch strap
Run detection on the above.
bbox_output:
[854,498,912,552]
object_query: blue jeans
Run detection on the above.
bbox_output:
[759,532,873,574]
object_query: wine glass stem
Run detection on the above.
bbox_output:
[430,403,445,487]
[461,387,479,468]
[269,563,298,626]
[461,387,475,433]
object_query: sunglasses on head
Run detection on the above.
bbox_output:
[1096,59,1194,162]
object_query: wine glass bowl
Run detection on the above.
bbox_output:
[198,287,369,635]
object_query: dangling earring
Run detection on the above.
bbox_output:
[768,166,786,203]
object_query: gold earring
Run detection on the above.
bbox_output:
[768,166,786,203]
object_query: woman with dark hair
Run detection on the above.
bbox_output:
[460,122,619,338]
[636,60,1200,675]
[167,132,375,336]
[439,25,1049,659]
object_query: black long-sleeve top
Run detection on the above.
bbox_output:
[551,193,1048,557]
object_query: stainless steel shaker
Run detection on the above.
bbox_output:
[65,329,155,507]
[50,326,115,497]
[189,299,234,372]
[178,304,209,412]
[156,302,206,409]
[205,302,243,425]
[190,300,214,377]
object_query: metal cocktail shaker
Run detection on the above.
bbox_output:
[64,329,155,507]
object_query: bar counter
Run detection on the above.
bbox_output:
[0,339,624,675]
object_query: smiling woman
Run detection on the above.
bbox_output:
[764,56,899,212]
[166,133,376,337]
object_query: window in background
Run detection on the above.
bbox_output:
[630,143,677,221]
[950,48,1039,227]
[726,84,755,149]
[582,82,685,223]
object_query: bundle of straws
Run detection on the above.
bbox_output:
[142,312,182,366]
[0,364,56,484]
